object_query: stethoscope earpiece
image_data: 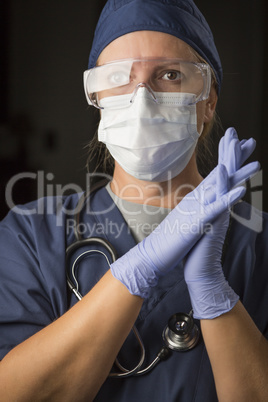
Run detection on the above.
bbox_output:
[163,312,200,352]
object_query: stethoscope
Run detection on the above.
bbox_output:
[65,180,200,378]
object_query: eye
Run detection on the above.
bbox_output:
[162,70,182,81]
[107,70,130,86]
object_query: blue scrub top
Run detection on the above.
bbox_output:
[0,186,267,401]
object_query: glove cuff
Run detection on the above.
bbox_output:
[187,279,239,320]
[110,244,159,298]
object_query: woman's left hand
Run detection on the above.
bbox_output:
[184,212,237,319]
[184,127,258,319]
[184,168,238,319]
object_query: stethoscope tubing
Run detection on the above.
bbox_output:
[65,183,200,378]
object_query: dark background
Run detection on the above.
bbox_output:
[0,0,267,220]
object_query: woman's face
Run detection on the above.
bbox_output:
[98,31,217,133]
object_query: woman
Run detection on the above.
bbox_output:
[0,1,267,401]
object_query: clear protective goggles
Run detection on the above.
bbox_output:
[83,58,211,109]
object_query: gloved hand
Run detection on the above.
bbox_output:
[183,127,257,319]
[110,129,259,298]
[184,167,238,319]
[219,127,256,176]
[218,127,257,188]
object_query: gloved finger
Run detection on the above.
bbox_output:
[196,183,216,206]
[219,129,257,175]
[193,167,218,205]
[195,162,231,206]
[193,165,228,207]
[205,161,239,205]
[218,129,233,165]
[198,160,260,207]
[222,127,238,151]
[226,137,241,174]
[218,127,239,171]
[216,164,229,200]
[218,135,225,165]
[240,138,256,165]
[192,166,217,201]
[196,185,245,228]
[225,131,256,169]
[210,208,230,231]
[214,185,246,211]
[229,161,260,188]
[226,126,238,139]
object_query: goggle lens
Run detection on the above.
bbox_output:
[83,58,211,109]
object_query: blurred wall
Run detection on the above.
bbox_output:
[195,0,267,212]
[0,0,267,219]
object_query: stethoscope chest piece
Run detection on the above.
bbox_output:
[163,312,200,352]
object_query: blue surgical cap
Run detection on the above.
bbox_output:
[88,0,222,92]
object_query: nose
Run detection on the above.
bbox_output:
[130,83,158,104]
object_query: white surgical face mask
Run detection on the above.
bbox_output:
[98,88,202,182]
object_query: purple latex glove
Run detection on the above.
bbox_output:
[218,127,256,177]
[184,171,238,319]
[184,127,258,319]
[110,129,259,298]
